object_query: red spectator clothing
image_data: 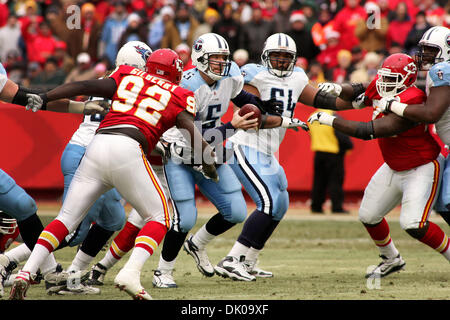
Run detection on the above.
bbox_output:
[426,7,445,27]
[386,20,414,49]
[99,65,196,154]
[316,42,345,70]
[262,7,278,20]
[388,0,420,23]
[332,4,366,51]
[0,4,9,27]
[18,15,44,36]
[94,1,113,25]
[28,34,58,65]
[332,68,347,84]
[365,78,440,171]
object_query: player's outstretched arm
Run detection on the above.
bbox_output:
[300,83,367,111]
[308,110,416,140]
[176,110,219,182]
[379,86,450,123]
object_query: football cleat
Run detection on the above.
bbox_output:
[215,256,256,282]
[365,254,406,278]
[44,264,69,295]
[243,260,273,278]
[183,235,215,277]
[83,262,107,286]
[55,270,101,295]
[9,270,33,300]
[114,268,152,300]
[152,269,178,288]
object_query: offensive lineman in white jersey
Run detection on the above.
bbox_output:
[372,26,450,223]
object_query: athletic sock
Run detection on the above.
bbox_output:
[419,221,450,260]
[364,218,399,259]
[16,213,44,251]
[160,228,188,262]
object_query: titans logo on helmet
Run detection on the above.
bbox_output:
[134,45,151,61]
[193,39,203,52]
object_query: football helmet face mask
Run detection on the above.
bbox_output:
[146,48,184,84]
[0,210,18,235]
[415,26,450,71]
[261,33,297,77]
[376,53,418,98]
[191,33,231,81]
[116,41,152,71]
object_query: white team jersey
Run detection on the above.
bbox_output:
[0,63,8,92]
[68,97,110,147]
[229,64,309,154]
[162,61,244,148]
[426,61,450,145]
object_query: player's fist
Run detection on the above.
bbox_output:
[201,146,219,182]
[318,82,342,97]
[83,100,110,116]
[352,93,366,109]
[26,93,45,112]
[307,112,336,126]
[281,116,309,132]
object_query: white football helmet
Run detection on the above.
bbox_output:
[115,41,152,71]
[416,26,450,71]
[261,33,297,77]
[0,210,17,235]
[191,33,231,81]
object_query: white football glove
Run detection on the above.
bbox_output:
[281,116,309,131]
[374,96,407,116]
[307,111,336,126]
[352,93,366,109]
[82,100,110,115]
[26,93,44,112]
[318,82,342,97]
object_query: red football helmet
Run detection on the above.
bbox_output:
[376,53,418,98]
[146,49,184,85]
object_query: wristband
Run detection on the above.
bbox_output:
[388,100,407,117]
[68,100,85,114]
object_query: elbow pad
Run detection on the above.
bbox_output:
[354,121,375,140]
[313,90,337,110]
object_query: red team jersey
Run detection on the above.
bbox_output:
[365,77,441,171]
[98,65,196,155]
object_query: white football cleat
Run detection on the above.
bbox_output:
[243,260,273,278]
[83,262,107,286]
[56,270,101,295]
[114,268,152,300]
[183,235,215,277]
[215,256,256,282]
[44,264,69,295]
[9,270,33,300]
[365,254,406,278]
[152,269,178,288]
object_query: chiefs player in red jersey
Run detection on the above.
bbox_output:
[309,53,450,278]
[0,211,20,254]
[10,49,218,300]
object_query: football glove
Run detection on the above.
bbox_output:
[318,82,342,97]
[82,100,110,115]
[26,93,46,112]
[307,111,336,126]
[374,96,407,116]
[281,116,309,131]
[352,93,366,109]
[255,97,284,115]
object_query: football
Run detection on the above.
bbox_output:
[238,104,262,128]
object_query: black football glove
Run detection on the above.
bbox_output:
[255,97,284,116]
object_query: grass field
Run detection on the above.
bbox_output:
[3,202,450,302]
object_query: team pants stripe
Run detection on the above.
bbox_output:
[163,165,181,232]
[140,147,170,228]
[234,145,273,215]
[419,160,440,228]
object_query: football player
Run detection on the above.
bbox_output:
[0,58,107,298]
[374,26,450,225]
[84,33,309,288]
[308,53,450,277]
[9,48,218,300]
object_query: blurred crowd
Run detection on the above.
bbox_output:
[0,0,448,93]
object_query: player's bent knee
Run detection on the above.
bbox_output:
[358,208,381,225]
[14,191,37,219]
[175,200,198,233]
[272,190,289,221]
[404,222,429,239]
[221,192,247,224]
